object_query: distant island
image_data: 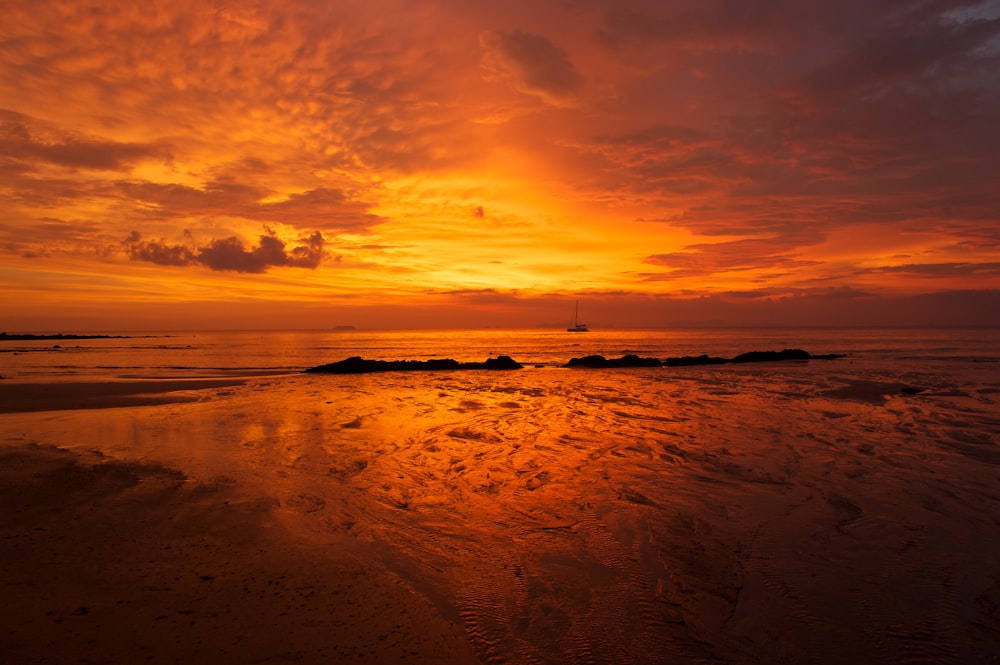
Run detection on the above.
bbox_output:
[0,332,130,341]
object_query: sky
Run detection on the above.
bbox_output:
[2,0,999,330]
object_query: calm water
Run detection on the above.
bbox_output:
[3,327,998,381]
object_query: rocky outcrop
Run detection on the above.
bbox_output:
[303,355,523,374]
[664,349,844,367]
[565,354,662,368]
[662,354,728,367]
[731,349,812,363]
[0,332,128,341]
[306,349,844,374]
[566,349,844,369]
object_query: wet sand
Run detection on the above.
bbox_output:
[2,363,1000,663]
[0,379,249,413]
[0,443,476,664]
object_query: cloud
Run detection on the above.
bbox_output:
[796,11,1000,101]
[717,285,876,300]
[862,262,1000,278]
[643,232,823,280]
[115,181,379,233]
[571,3,1000,255]
[480,30,582,106]
[123,231,196,267]
[596,4,795,55]
[3,0,1000,326]
[0,216,97,258]
[124,229,324,273]
[0,109,166,171]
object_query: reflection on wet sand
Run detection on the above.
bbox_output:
[3,360,1000,663]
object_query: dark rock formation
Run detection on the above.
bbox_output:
[662,354,728,367]
[664,349,845,367]
[731,349,812,363]
[0,332,128,341]
[303,355,523,374]
[481,356,524,370]
[565,354,662,368]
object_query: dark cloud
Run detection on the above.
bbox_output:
[798,11,1000,100]
[123,231,196,267]
[480,30,581,105]
[0,109,166,171]
[577,7,1000,260]
[580,0,1000,247]
[124,229,324,273]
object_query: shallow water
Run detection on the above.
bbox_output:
[3,327,998,380]
[3,335,1000,663]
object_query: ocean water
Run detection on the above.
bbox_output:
[2,327,998,380]
[3,327,1000,663]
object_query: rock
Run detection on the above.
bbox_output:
[0,332,128,341]
[664,349,844,367]
[304,356,523,374]
[565,354,661,368]
[662,354,728,367]
[730,348,812,363]
[483,355,523,370]
[565,355,610,368]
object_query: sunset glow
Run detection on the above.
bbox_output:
[3,0,999,329]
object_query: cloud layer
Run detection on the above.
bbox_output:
[1,0,998,326]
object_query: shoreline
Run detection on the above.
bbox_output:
[0,378,250,413]
[0,367,935,415]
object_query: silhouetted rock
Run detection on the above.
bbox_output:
[663,354,728,367]
[565,355,608,368]
[304,355,523,374]
[663,349,844,367]
[565,354,662,368]
[483,355,523,370]
[0,332,128,341]
[731,349,812,363]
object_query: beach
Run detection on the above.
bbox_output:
[0,442,475,664]
[2,331,1000,663]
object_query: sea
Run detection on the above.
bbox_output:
[2,326,999,380]
[3,327,1000,664]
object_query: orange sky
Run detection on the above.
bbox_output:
[2,0,999,329]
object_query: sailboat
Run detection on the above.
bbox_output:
[567,300,589,332]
